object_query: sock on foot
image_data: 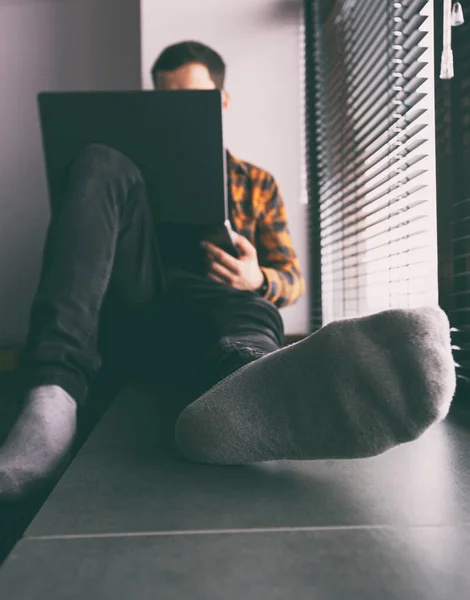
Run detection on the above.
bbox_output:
[174,307,456,465]
[0,385,77,501]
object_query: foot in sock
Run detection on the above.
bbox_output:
[174,307,456,465]
[0,385,77,501]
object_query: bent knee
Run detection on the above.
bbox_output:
[71,144,143,182]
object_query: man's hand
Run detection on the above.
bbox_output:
[202,232,264,291]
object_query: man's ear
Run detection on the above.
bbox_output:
[222,90,231,111]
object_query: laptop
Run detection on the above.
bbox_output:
[37,90,239,271]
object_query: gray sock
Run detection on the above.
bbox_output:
[174,307,456,465]
[0,385,77,501]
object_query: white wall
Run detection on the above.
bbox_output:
[141,0,310,334]
[0,0,141,346]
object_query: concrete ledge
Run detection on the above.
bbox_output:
[0,383,469,598]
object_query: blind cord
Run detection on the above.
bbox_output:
[440,1,465,80]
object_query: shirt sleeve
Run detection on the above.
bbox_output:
[255,177,306,308]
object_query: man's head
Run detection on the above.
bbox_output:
[151,41,230,109]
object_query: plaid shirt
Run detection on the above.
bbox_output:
[227,152,305,308]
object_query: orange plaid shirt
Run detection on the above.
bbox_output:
[227,152,305,308]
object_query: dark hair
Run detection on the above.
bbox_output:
[151,41,226,89]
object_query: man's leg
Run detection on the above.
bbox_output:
[161,270,284,395]
[175,304,456,465]
[0,144,162,500]
[199,293,284,393]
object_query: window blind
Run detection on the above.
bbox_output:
[310,0,439,325]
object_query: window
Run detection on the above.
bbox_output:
[306,0,438,325]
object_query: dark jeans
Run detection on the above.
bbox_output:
[21,144,284,410]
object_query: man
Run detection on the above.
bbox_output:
[0,41,455,501]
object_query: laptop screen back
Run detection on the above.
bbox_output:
[38,90,228,226]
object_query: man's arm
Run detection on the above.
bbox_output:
[256,178,306,308]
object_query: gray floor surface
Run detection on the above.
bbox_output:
[0,383,469,599]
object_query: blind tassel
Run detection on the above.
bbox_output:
[451,2,464,26]
[440,1,465,80]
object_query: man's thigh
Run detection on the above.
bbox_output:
[160,270,284,387]
[168,269,283,343]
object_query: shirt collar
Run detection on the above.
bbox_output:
[226,150,249,176]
